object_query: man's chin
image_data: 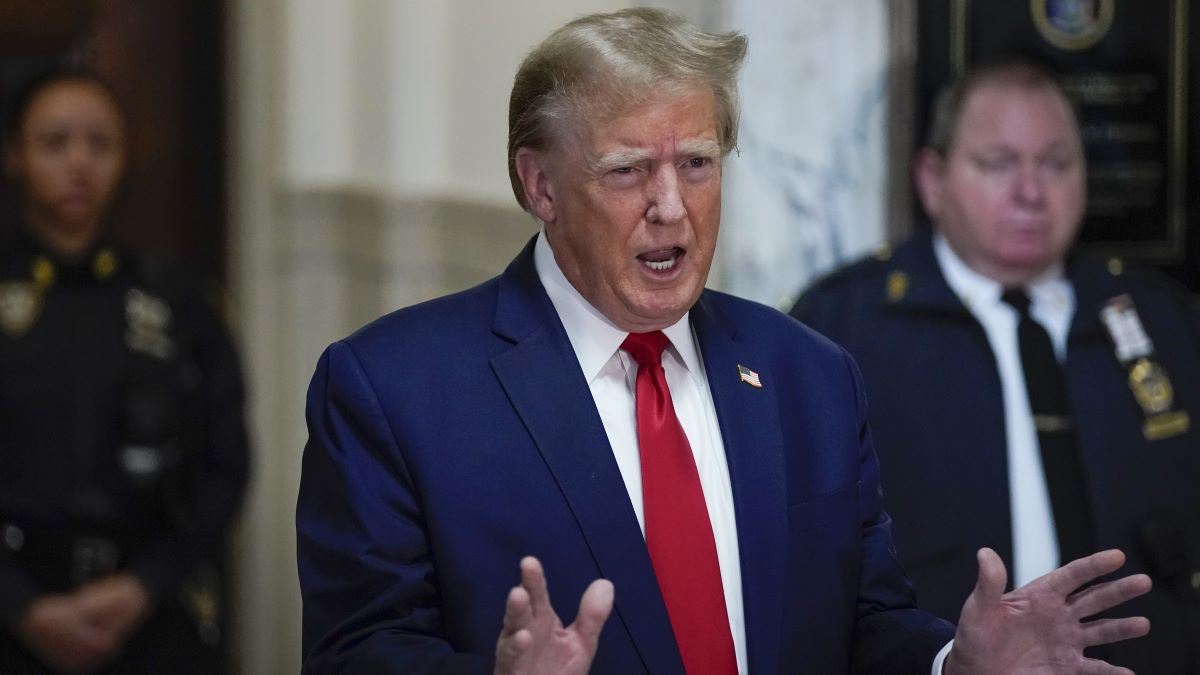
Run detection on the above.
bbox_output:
[616,292,701,332]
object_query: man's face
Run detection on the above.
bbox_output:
[915,82,1085,285]
[518,90,723,333]
[6,80,126,258]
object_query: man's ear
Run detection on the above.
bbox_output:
[912,147,945,219]
[515,147,557,224]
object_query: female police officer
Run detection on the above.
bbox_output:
[0,69,248,673]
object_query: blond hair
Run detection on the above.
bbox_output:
[507,8,747,210]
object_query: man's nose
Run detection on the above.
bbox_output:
[645,165,686,224]
[1014,164,1046,206]
[64,140,93,171]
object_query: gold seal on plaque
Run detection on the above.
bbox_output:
[1031,0,1115,52]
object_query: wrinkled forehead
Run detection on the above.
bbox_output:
[549,83,719,154]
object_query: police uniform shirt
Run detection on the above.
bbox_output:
[933,233,1074,587]
[0,230,248,672]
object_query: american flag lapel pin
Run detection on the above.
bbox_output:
[737,364,762,388]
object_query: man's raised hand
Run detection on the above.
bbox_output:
[494,556,614,675]
[947,548,1152,675]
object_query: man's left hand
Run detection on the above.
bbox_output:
[493,556,613,675]
[946,548,1151,675]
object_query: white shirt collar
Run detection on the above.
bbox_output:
[533,228,703,382]
[933,233,1071,313]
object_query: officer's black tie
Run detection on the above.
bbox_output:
[1001,288,1096,566]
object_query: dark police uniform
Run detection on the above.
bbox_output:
[791,229,1200,674]
[0,230,249,673]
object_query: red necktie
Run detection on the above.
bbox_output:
[621,331,737,675]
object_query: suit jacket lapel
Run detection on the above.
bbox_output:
[692,293,787,675]
[488,241,685,675]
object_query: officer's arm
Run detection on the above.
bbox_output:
[125,291,250,599]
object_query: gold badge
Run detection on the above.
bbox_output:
[0,282,42,338]
[1127,358,1191,441]
[1129,359,1173,415]
[886,271,909,301]
[1099,295,1189,441]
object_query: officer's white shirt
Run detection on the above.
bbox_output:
[934,233,1076,587]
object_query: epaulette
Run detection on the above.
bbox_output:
[805,249,895,293]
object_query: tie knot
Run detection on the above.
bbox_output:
[1001,288,1033,316]
[621,330,670,366]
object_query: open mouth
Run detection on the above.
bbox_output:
[638,247,685,272]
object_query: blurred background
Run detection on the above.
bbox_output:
[1,1,1194,672]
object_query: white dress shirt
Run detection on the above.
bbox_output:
[533,231,747,674]
[933,234,1076,587]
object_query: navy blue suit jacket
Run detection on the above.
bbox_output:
[791,230,1200,673]
[297,239,954,674]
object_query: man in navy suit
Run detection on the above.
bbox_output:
[297,11,1150,674]
[791,59,1200,674]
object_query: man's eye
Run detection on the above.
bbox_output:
[89,135,116,154]
[604,167,641,188]
[1042,156,1074,172]
[974,155,1015,172]
[688,157,710,168]
[39,134,68,151]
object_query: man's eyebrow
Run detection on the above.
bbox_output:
[675,139,721,157]
[1040,140,1081,154]
[589,150,656,173]
[588,140,722,173]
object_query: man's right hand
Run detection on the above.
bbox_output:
[494,556,614,675]
[19,593,119,674]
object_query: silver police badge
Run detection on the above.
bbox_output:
[125,288,177,359]
[0,282,42,338]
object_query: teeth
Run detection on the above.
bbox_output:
[644,258,676,271]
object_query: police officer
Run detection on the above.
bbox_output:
[0,69,248,673]
[791,59,1200,673]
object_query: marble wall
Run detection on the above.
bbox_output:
[717,0,894,309]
